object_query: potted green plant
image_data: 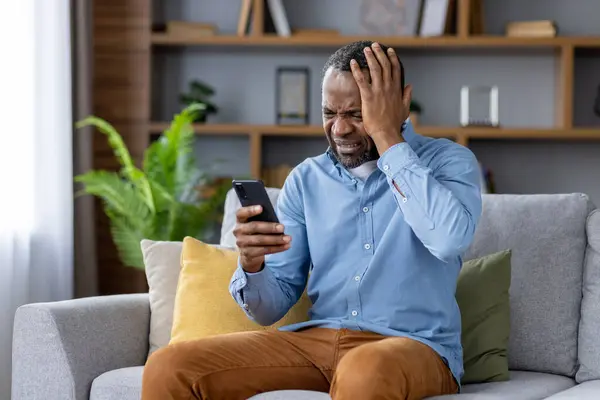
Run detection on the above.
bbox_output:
[74,104,229,270]
[409,100,422,126]
[179,80,219,123]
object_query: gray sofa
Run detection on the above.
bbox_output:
[12,192,600,400]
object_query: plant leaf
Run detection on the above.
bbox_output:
[74,170,150,231]
[76,116,156,213]
[105,208,146,269]
[76,117,135,174]
[149,179,174,212]
[146,210,171,241]
[143,103,203,197]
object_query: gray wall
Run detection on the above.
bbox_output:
[153,0,600,203]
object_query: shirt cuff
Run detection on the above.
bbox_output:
[231,258,275,313]
[376,142,420,178]
[230,262,249,303]
[244,262,276,291]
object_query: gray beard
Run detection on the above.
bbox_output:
[334,147,379,169]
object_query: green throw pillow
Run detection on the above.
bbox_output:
[457,249,512,384]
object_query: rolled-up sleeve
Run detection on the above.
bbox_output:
[377,140,482,262]
[229,167,311,325]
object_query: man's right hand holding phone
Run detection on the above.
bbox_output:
[233,205,292,273]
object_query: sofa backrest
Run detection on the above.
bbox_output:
[577,207,600,383]
[465,193,594,378]
[219,188,598,379]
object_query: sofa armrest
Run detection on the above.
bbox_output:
[544,381,600,399]
[12,294,150,400]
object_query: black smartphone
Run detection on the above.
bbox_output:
[232,179,280,224]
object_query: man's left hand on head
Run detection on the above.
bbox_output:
[349,42,412,154]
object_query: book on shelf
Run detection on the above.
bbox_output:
[237,0,291,37]
[266,0,291,37]
[506,20,557,38]
[469,0,485,35]
[418,0,457,37]
[237,0,253,36]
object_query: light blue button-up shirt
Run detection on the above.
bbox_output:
[230,121,483,384]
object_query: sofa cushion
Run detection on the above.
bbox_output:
[427,371,575,400]
[457,249,511,384]
[576,208,600,382]
[170,237,311,344]
[90,368,575,400]
[464,193,592,377]
[141,240,239,355]
[544,380,600,399]
[90,366,143,400]
[141,239,183,356]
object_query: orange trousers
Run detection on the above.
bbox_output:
[141,327,458,400]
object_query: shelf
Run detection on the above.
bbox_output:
[149,123,600,140]
[463,127,600,140]
[150,123,325,136]
[150,123,452,137]
[151,34,600,49]
[150,123,258,135]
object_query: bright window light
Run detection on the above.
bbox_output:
[0,2,35,232]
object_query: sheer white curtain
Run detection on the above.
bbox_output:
[0,1,74,397]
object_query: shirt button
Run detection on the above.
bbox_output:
[362,207,369,213]
[383,165,390,171]
[354,276,360,281]
[351,179,357,184]
[351,310,358,316]
[243,304,249,310]
[364,243,371,250]
[402,197,408,203]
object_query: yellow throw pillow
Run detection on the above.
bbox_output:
[170,237,311,344]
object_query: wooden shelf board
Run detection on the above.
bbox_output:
[465,128,600,140]
[571,37,600,48]
[151,34,600,49]
[149,123,600,140]
[149,123,252,135]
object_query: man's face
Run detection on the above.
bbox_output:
[322,67,378,169]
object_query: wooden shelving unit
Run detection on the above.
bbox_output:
[91,0,600,295]
[151,33,600,49]
[149,0,600,180]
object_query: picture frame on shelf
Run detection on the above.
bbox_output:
[360,0,423,37]
[276,67,310,125]
[418,0,455,37]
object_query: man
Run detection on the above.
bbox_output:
[142,40,482,400]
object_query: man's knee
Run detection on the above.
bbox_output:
[143,344,188,387]
[143,341,217,396]
[333,344,403,394]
